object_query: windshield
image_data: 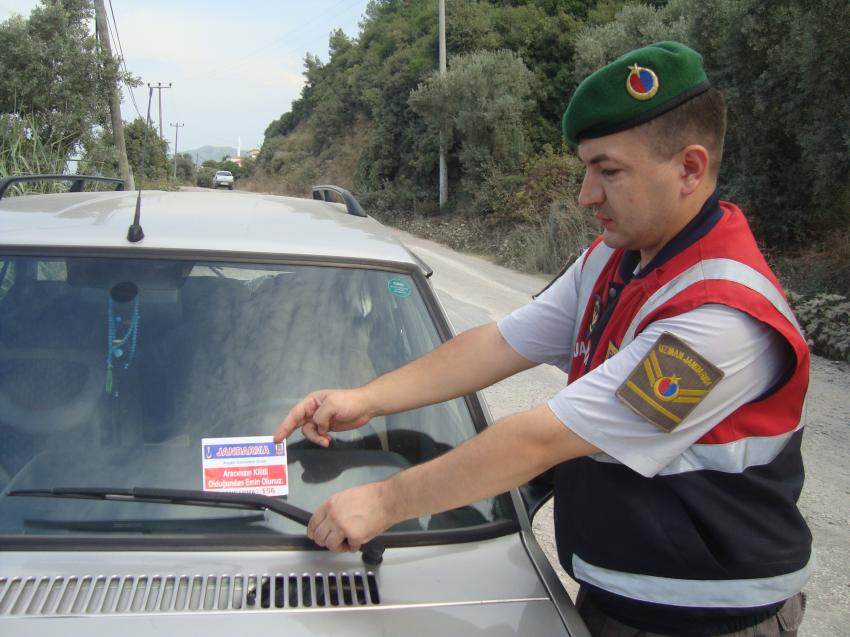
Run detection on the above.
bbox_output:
[0,255,504,542]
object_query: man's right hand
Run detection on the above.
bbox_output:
[273,388,376,447]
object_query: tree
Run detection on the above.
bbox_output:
[123,118,169,181]
[688,0,850,246]
[409,49,534,199]
[174,153,195,183]
[0,0,138,157]
[80,118,168,182]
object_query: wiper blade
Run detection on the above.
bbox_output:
[9,487,384,565]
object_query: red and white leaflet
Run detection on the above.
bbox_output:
[201,436,288,497]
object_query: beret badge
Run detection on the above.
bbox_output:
[626,63,659,101]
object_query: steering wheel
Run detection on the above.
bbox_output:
[0,353,101,435]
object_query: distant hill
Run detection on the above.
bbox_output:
[182,145,238,164]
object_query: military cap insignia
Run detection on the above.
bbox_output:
[616,332,723,433]
[626,63,659,101]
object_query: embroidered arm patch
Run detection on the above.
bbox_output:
[615,331,724,433]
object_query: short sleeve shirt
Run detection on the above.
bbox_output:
[497,253,788,478]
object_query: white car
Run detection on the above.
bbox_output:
[211,170,234,189]
[0,176,588,637]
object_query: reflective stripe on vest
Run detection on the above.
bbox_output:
[572,552,816,608]
[572,242,616,351]
[588,416,805,475]
[621,258,802,347]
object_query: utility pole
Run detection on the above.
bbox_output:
[93,0,132,190]
[438,0,448,208]
[170,122,184,180]
[148,82,172,139]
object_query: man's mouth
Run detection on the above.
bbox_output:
[595,212,614,228]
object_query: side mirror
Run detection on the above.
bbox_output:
[519,467,554,518]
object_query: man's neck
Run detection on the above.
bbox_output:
[640,184,717,267]
[639,191,720,275]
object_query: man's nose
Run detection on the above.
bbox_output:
[578,171,604,208]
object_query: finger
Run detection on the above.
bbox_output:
[311,398,334,430]
[273,402,308,443]
[302,422,331,448]
[307,506,327,543]
[323,528,350,552]
[274,393,326,443]
[344,534,362,552]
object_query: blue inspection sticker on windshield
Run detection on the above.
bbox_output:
[387,278,411,298]
[201,436,288,496]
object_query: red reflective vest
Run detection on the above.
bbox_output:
[553,199,812,635]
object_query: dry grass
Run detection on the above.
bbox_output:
[772,227,850,298]
[240,119,369,198]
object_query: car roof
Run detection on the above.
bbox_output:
[0,189,420,268]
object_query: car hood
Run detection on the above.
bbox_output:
[0,534,576,636]
[3,599,564,636]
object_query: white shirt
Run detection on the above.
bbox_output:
[497,257,789,477]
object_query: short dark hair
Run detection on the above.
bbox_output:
[637,87,727,175]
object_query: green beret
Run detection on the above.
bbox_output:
[562,41,710,146]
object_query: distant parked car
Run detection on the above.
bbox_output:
[211,170,234,189]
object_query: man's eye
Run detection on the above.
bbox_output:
[601,169,620,177]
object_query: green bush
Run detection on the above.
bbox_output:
[196,167,215,188]
[787,291,850,362]
[494,147,595,272]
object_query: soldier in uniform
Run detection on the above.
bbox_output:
[275,42,810,636]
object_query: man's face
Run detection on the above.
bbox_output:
[577,128,684,262]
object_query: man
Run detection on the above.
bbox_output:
[274,42,811,636]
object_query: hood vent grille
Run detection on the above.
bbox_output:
[0,571,380,616]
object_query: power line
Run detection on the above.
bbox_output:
[106,0,142,120]
[106,2,142,120]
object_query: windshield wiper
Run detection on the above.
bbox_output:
[8,486,384,565]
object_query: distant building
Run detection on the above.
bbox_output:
[228,148,260,166]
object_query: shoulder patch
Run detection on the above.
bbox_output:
[616,332,724,433]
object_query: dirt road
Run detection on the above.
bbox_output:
[389,227,850,637]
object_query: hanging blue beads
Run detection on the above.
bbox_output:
[105,295,140,395]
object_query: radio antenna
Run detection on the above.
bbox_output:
[127,85,154,243]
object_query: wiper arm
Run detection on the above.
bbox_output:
[9,487,384,565]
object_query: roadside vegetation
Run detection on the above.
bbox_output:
[0,114,67,194]
[246,0,849,361]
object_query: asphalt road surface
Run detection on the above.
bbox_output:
[388,227,850,637]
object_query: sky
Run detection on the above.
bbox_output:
[0,0,371,154]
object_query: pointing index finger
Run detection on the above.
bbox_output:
[273,398,313,443]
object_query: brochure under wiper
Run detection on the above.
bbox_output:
[8,486,384,565]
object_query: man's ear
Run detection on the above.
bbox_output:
[679,144,710,195]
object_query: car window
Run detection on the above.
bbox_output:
[0,255,504,542]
